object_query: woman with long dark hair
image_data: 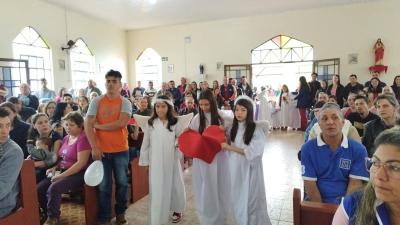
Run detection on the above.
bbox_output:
[188,89,230,225]
[327,75,346,107]
[50,102,73,125]
[295,76,312,131]
[332,128,400,225]
[366,77,383,104]
[390,75,400,103]
[222,97,271,225]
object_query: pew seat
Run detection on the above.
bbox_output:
[0,160,40,225]
[293,188,338,225]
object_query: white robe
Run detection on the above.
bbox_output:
[280,92,290,127]
[137,115,192,225]
[288,93,301,129]
[258,91,271,122]
[227,123,271,225]
[269,101,281,128]
[189,112,231,225]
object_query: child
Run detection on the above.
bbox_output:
[188,89,231,225]
[51,121,64,138]
[222,96,271,225]
[134,95,192,225]
[28,137,58,178]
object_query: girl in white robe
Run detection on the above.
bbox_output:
[135,95,193,225]
[257,87,271,122]
[222,97,271,225]
[189,90,231,225]
[279,85,290,129]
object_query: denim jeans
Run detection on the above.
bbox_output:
[97,151,129,223]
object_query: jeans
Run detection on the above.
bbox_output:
[37,170,85,219]
[97,151,129,223]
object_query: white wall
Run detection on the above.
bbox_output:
[0,0,128,92]
[127,0,399,87]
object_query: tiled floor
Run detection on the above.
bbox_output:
[125,129,304,225]
[264,130,304,225]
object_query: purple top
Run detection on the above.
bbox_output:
[59,131,91,169]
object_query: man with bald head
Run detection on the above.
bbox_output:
[18,83,39,110]
[84,79,102,97]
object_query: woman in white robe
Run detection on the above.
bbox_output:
[279,85,290,129]
[257,87,271,122]
[189,90,231,225]
[223,97,271,225]
[288,92,301,129]
[135,96,193,225]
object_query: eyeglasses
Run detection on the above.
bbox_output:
[365,157,400,179]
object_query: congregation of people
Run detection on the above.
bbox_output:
[0,69,400,225]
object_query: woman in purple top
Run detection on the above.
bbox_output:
[37,111,91,225]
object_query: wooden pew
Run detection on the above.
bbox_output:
[293,188,338,225]
[130,157,149,203]
[0,160,40,225]
[84,183,116,225]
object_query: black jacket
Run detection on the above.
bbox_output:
[344,83,364,100]
[10,119,31,158]
[295,88,312,108]
[363,118,393,157]
[238,83,253,98]
[327,84,345,108]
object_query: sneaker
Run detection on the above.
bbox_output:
[116,214,128,225]
[171,212,182,223]
[43,217,59,225]
[39,208,47,225]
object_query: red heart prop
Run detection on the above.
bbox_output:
[178,125,225,164]
[203,125,226,144]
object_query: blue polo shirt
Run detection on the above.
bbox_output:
[301,135,369,204]
[340,190,391,225]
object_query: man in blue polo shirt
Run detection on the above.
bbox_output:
[301,102,369,204]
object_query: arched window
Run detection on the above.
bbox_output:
[135,48,162,89]
[12,26,53,91]
[69,38,95,90]
[251,35,313,91]
[252,35,313,64]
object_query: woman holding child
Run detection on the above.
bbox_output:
[37,111,91,225]
[28,113,63,182]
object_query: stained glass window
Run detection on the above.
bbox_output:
[252,35,313,64]
[251,35,314,91]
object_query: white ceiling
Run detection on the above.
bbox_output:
[42,0,377,30]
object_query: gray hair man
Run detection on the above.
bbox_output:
[301,103,369,204]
